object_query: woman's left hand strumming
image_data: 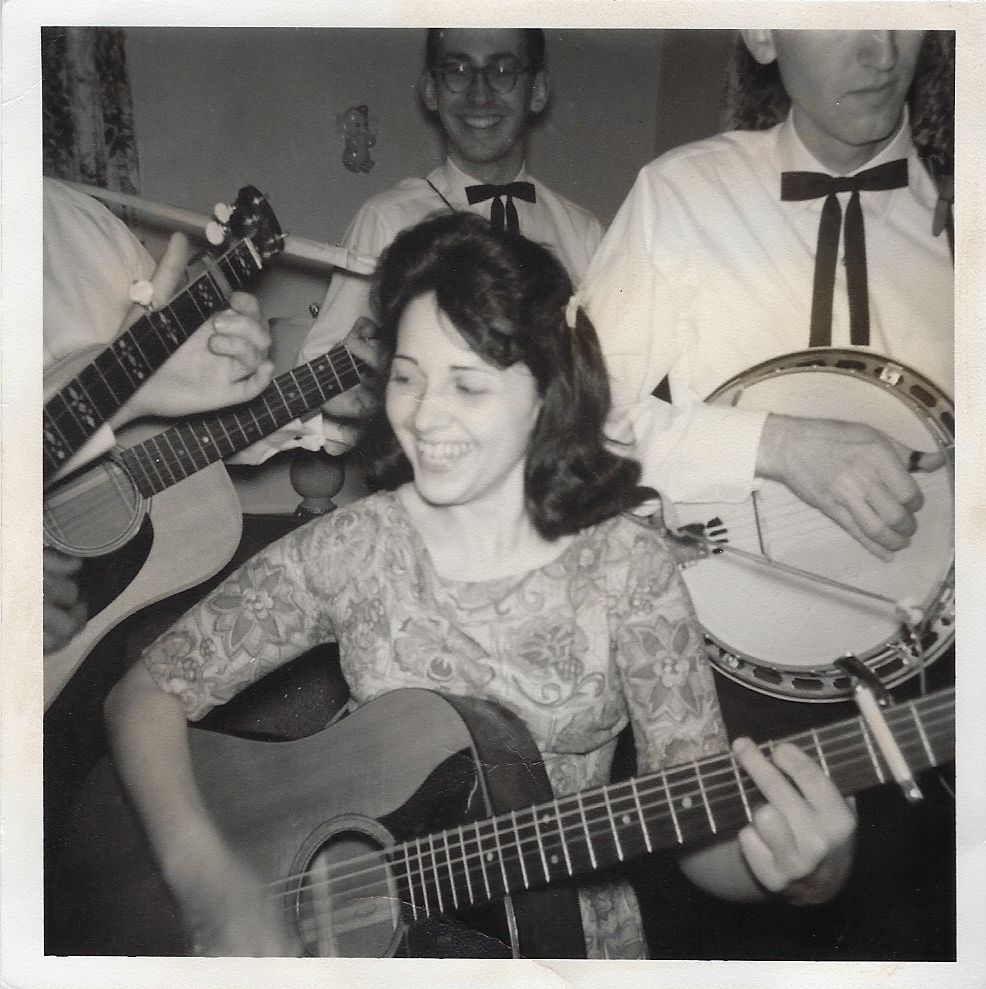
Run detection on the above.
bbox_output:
[732,736,857,905]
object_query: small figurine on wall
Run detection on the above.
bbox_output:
[337,103,376,174]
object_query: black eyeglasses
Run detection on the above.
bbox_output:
[432,57,531,95]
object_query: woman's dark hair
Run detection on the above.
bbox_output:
[722,31,954,161]
[425,28,546,74]
[359,212,645,540]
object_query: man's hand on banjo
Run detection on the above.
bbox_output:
[756,414,946,561]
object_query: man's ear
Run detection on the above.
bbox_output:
[529,70,549,115]
[741,30,778,66]
[421,71,439,112]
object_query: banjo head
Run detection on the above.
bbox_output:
[677,350,954,702]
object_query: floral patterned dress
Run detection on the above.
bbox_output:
[144,489,729,959]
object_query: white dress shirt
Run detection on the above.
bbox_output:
[234,158,604,464]
[43,178,157,472]
[581,111,952,506]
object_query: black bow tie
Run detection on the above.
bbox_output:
[465,181,537,235]
[781,158,909,347]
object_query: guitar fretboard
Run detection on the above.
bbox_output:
[116,345,367,497]
[43,238,267,482]
[385,688,953,921]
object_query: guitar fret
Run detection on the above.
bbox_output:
[89,354,123,405]
[859,719,886,784]
[811,728,830,776]
[510,810,530,890]
[271,375,291,414]
[142,437,168,492]
[427,833,445,914]
[629,778,652,853]
[489,814,511,897]
[553,799,573,876]
[730,756,753,823]
[474,820,492,901]
[661,770,683,844]
[203,260,232,302]
[531,808,551,883]
[601,788,624,861]
[172,429,201,479]
[574,791,597,871]
[249,401,266,436]
[149,305,185,353]
[402,843,419,921]
[909,701,937,766]
[152,434,180,488]
[456,825,474,905]
[414,837,432,915]
[694,760,717,834]
[441,830,458,909]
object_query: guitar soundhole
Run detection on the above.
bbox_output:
[290,818,404,958]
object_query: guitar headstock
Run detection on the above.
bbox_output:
[207,186,284,261]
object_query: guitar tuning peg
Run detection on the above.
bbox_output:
[213,202,234,224]
[205,220,227,246]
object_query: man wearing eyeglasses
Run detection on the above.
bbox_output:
[237,28,602,465]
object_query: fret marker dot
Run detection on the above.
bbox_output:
[485,852,494,863]
[550,854,559,865]
[621,813,632,826]
[541,814,551,825]
[681,796,693,810]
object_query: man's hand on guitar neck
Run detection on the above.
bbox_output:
[756,414,946,561]
[109,232,275,428]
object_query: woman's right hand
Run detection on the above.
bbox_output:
[171,851,303,957]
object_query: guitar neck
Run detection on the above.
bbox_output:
[42,237,267,482]
[117,345,367,497]
[389,688,954,919]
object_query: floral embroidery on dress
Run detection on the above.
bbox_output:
[208,557,306,657]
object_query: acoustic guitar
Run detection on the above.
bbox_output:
[43,185,284,485]
[70,685,953,957]
[42,344,367,708]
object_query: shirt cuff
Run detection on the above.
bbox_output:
[628,398,767,505]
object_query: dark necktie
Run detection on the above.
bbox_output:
[781,159,908,347]
[465,181,537,235]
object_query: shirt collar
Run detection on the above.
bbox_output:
[777,106,935,215]
[437,157,530,205]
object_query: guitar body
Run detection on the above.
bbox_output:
[49,684,953,958]
[53,690,586,958]
[43,429,241,706]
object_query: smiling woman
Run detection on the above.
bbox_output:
[104,213,859,960]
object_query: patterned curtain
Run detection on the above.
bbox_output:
[42,27,141,193]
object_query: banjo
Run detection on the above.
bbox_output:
[671,349,954,702]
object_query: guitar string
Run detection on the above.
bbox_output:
[126,348,363,479]
[675,465,953,555]
[258,699,952,905]
[44,237,258,431]
[43,347,364,527]
[285,711,954,920]
[267,711,953,932]
[259,699,954,901]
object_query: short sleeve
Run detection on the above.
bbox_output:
[142,505,380,720]
[609,521,729,773]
